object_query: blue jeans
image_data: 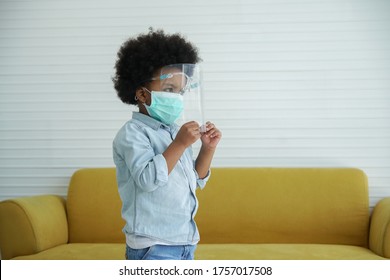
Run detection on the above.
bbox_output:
[125,244,196,260]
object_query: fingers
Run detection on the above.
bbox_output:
[182,121,221,140]
[175,121,202,147]
[203,122,221,138]
[183,121,202,135]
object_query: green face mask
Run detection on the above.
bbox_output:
[144,90,184,125]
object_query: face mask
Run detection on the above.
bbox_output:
[144,90,184,125]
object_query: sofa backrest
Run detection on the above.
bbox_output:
[67,168,125,243]
[195,168,370,247]
[66,167,370,247]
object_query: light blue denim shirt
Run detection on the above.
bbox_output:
[113,112,210,247]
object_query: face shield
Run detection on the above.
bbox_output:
[152,64,205,130]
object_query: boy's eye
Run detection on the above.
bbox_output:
[163,87,174,93]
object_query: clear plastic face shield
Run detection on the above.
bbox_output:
[152,64,205,130]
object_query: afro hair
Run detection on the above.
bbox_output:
[112,28,201,105]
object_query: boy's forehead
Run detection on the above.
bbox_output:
[160,66,182,75]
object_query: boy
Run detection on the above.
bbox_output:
[112,29,221,260]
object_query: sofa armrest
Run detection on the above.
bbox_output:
[0,195,68,259]
[369,197,390,258]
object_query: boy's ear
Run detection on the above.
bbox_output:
[135,87,148,103]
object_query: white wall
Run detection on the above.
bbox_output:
[0,0,389,208]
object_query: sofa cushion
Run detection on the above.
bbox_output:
[67,168,125,243]
[12,243,126,260]
[12,243,384,260]
[195,244,385,260]
[196,168,370,247]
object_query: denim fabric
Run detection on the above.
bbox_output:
[113,112,210,245]
[125,244,196,260]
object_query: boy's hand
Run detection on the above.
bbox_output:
[195,121,221,178]
[173,121,202,148]
[164,121,201,175]
[200,121,222,149]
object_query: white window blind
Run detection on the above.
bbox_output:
[0,0,389,208]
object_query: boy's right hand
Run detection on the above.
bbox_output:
[163,121,201,175]
[173,121,201,148]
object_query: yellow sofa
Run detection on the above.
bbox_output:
[0,167,389,260]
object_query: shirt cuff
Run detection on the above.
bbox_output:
[195,169,211,190]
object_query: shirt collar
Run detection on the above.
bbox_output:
[132,111,177,132]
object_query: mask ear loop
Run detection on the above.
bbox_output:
[141,87,153,107]
[142,87,152,94]
[135,87,150,102]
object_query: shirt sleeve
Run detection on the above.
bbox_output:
[114,123,168,192]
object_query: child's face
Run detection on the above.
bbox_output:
[142,67,188,106]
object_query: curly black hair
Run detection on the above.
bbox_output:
[112,28,201,105]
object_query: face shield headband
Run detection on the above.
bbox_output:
[147,64,201,95]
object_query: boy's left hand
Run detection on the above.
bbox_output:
[200,122,222,149]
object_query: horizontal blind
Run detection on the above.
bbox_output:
[0,0,389,208]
